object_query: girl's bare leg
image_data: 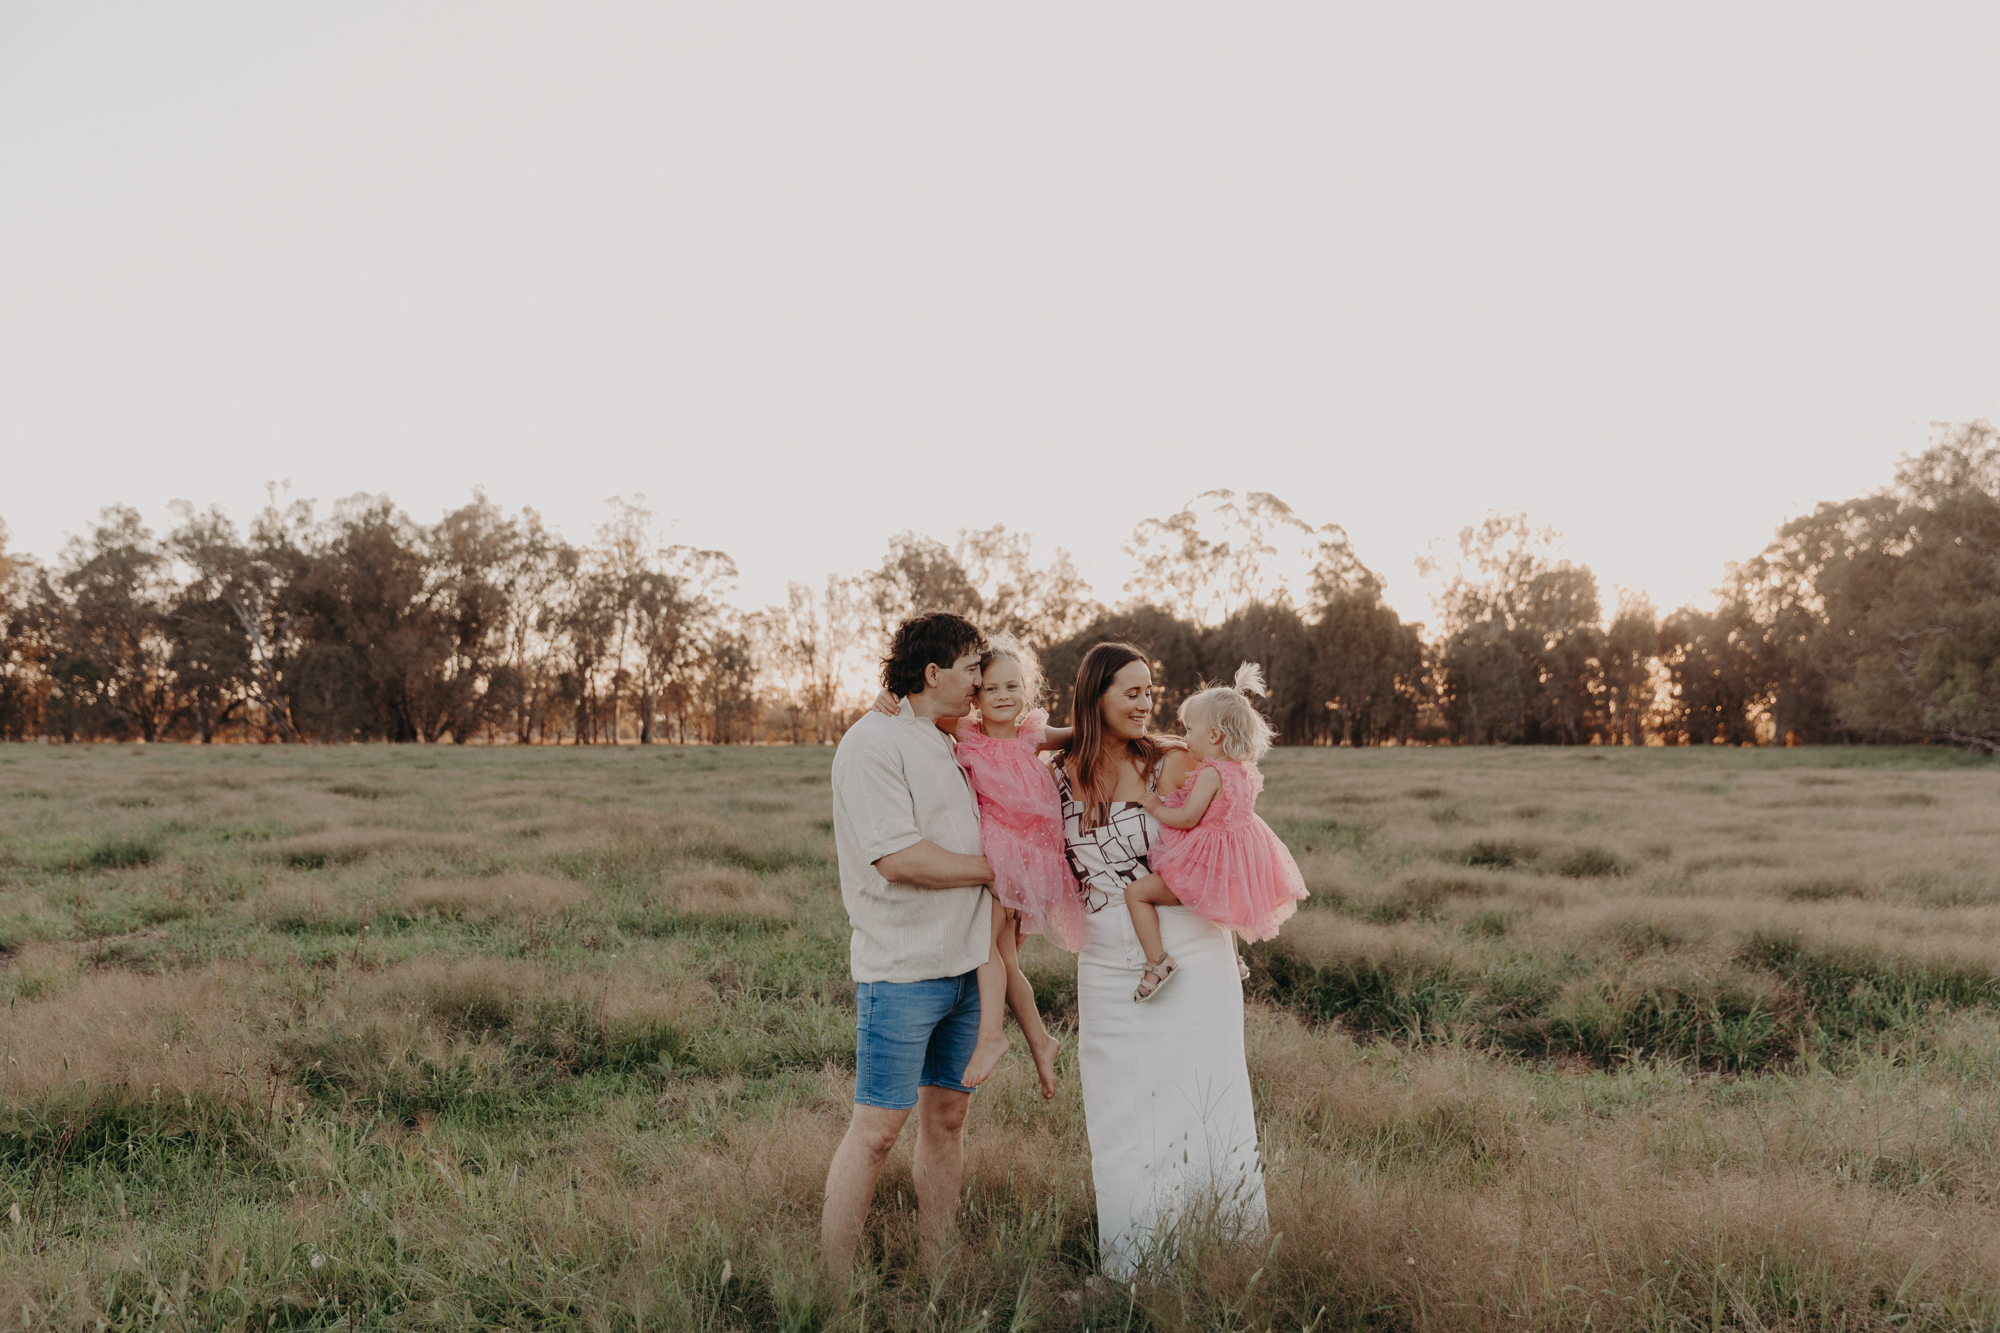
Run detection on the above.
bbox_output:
[1123,874,1178,967]
[960,898,1012,1088]
[997,916,1060,1099]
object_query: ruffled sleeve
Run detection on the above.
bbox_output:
[1018,709,1049,749]
[949,715,985,750]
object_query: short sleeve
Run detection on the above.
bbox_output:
[834,733,925,865]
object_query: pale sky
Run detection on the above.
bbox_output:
[3,5,1997,627]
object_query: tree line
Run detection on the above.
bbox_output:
[3,422,1996,750]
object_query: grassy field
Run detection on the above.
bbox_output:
[3,741,1999,1331]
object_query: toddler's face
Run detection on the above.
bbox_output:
[1183,716,1228,761]
[977,657,1027,724]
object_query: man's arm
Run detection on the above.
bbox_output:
[876,840,992,891]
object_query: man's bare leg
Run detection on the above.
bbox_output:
[910,1085,971,1269]
[959,901,1011,1087]
[821,1103,912,1279]
[997,921,1060,1099]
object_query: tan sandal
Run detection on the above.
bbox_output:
[1133,955,1178,1002]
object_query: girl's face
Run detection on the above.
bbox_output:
[977,656,1027,724]
[1096,659,1154,740]
[1182,712,1228,761]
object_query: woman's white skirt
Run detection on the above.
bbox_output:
[1076,898,1269,1278]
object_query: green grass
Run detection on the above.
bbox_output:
[1,741,1999,1329]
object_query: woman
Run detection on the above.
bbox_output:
[1057,642,1268,1280]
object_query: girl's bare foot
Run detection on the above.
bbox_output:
[961,1028,1010,1087]
[1026,1033,1061,1099]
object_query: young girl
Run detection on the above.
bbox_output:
[1124,663,1310,1001]
[872,635,1079,1098]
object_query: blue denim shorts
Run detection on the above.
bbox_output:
[853,971,982,1110]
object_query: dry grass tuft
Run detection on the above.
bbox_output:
[0,965,275,1104]
[249,874,360,930]
[0,941,82,1003]
[393,872,586,922]
[643,862,791,919]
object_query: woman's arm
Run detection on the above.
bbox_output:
[1141,767,1222,829]
[1156,747,1199,793]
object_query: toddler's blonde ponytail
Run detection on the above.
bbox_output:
[1179,661,1275,762]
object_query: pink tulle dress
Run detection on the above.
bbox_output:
[951,709,1090,953]
[1150,759,1309,942]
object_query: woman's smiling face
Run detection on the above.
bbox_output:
[1097,659,1154,740]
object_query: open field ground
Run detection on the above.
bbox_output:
[2,742,1999,1331]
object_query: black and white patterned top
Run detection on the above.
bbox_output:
[1056,761,1162,914]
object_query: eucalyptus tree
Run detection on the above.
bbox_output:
[0,522,51,740]
[51,507,178,742]
[952,525,1101,649]
[631,546,736,744]
[1809,422,2000,750]
[428,494,529,742]
[1123,490,1367,630]
[1600,596,1658,746]
[755,575,864,744]
[1425,513,1606,744]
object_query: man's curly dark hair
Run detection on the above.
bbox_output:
[881,612,987,698]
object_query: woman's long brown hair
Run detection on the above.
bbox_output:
[1058,642,1173,830]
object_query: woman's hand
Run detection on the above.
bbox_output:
[869,689,900,718]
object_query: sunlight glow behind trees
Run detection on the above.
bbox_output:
[2,426,1998,751]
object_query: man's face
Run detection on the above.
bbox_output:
[924,651,985,717]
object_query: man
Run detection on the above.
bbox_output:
[820,611,994,1277]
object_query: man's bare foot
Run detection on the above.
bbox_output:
[961,1028,1009,1087]
[1027,1034,1061,1100]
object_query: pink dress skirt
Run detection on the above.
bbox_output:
[953,710,1090,953]
[1150,759,1309,942]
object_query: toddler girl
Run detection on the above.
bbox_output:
[1125,663,1310,1001]
[872,635,1079,1097]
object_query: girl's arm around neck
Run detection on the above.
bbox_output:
[1033,723,1072,751]
[1142,766,1222,829]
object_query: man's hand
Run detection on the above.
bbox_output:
[875,840,993,891]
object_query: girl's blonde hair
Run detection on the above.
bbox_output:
[978,632,1044,710]
[1177,662,1274,762]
